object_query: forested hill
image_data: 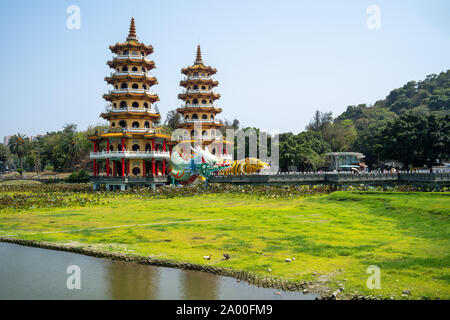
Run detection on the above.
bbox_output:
[337,70,450,127]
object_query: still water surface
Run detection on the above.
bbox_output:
[0,243,317,300]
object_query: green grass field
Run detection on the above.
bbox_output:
[0,188,449,299]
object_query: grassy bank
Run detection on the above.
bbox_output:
[0,185,448,299]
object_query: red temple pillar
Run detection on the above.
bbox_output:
[121,138,125,177]
[169,145,172,155]
[163,140,166,152]
[152,158,155,176]
[106,138,110,175]
[152,138,155,151]
[162,160,166,175]
[127,159,130,176]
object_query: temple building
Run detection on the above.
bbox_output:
[176,46,231,159]
[89,18,173,190]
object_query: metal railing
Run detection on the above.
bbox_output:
[183,76,212,81]
[109,88,155,95]
[180,104,218,108]
[182,89,214,94]
[90,150,170,159]
[114,54,152,62]
[180,119,222,124]
[110,71,153,77]
[104,105,157,114]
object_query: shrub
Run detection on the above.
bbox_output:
[66,170,90,183]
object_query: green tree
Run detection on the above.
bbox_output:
[8,133,31,174]
[164,110,181,130]
[0,143,11,173]
[322,119,357,152]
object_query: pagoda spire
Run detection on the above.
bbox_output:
[127,17,137,41]
[194,45,203,65]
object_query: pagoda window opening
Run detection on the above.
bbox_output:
[132,66,138,72]
[111,122,116,127]
[192,114,198,120]
[143,102,149,109]
[201,86,206,90]
[132,144,140,151]
[142,68,146,73]
[120,101,127,108]
[193,85,199,90]
[115,85,118,89]
[132,102,139,108]
[145,143,152,151]
[113,103,117,108]
[201,100,207,104]
[119,120,127,128]
[144,121,150,128]
[109,145,114,151]
[194,72,198,76]
[132,167,140,176]
[132,121,139,128]
[209,100,212,104]
[193,99,198,104]
[211,114,214,119]
[187,87,191,91]
[143,84,147,90]
[186,100,191,105]
[122,66,128,72]
[132,83,139,89]
[121,83,128,89]
[202,114,207,119]
[123,50,129,55]
[185,116,189,120]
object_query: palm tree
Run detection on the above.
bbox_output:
[8,133,30,174]
[62,131,81,170]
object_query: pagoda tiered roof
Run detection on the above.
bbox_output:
[109,18,154,55]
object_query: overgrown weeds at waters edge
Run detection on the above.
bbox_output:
[0,182,448,212]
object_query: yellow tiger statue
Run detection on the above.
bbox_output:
[218,158,269,175]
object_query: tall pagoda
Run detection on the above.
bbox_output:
[90,18,172,190]
[176,46,230,158]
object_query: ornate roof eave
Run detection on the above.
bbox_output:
[179,79,219,87]
[109,42,154,55]
[181,65,217,75]
[100,112,161,120]
[105,75,158,86]
[103,93,160,102]
[176,107,222,114]
[107,59,155,69]
[177,93,221,100]
[99,132,133,138]
[177,123,224,129]
[142,133,173,139]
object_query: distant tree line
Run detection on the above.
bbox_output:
[1,71,448,174]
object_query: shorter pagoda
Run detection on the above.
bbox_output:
[176,46,232,158]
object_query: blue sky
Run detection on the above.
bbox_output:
[0,0,449,140]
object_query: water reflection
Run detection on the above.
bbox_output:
[0,243,317,300]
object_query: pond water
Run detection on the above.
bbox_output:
[0,243,317,300]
